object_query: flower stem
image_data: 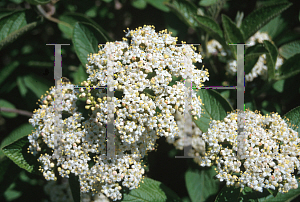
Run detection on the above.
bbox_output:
[0,107,33,117]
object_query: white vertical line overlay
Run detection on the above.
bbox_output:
[176,45,194,158]
[107,54,115,159]
[46,44,70,160]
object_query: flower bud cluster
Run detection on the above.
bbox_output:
[207,31,284,82]
[189,109,300,193]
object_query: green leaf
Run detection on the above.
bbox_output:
[272,80,284,93]
[4,183,22,201]
[275,30,300,48]
[240,2,292,41]
[122,177,182,202]
[165,0,199,28]
[245,43,267,55]
[16,76,28,97]
[85,6,98,18]
[69,174,80,202]
[0,124,34,149]
[72,22,109,67]
[263,40,278,80]
[260,15,288,39]
[24,0,50,5]
[58,13,111,40]
[0,9,21,20]
[70,65,88,86]
[23,74,51,99]
[0,10,40,50]
[0,99,17,118]
[193,89,233,133]
[221,14,245,59]
[132,0,147,9]
[145,0,170,12]
[244,53,263,75]
[199,0,220,7]
[278,40,300,59]
[0,60,19,88]
[284,106,300,136]
[222,14,244,44]
[193,15,227,49]
[185,167,219,202]
[277,53,300,80]
[2,136,40,174]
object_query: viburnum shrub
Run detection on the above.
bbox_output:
[27,25,209,201]
[1,1,300,201]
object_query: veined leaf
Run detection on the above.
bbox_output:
[165,0,199,28]
[23,74,52,99]
[2,136,40,174]
[185,166,219,202]
[260,15,287,40]
[0,10,40,51]
[122,177,182,201]
[221,14,244,44]
[241,2,292,41]
[0,9,22,20]
[0,124,34,150]
[263,40,278,80]
[278,40,300,59]
[283,106,300,135]
[58,12,111,40]
[193,89,233,133]
[277,53,300,80]
[221,14,245,59]
[73,22,110,67]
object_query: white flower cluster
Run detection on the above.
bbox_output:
[28,25,210,201]
[226,31,284,82]
[83,25,209,146]
[206,39,227,57]
[189,110,300,193]
[207,31,284,82]
[166,110,205,154]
